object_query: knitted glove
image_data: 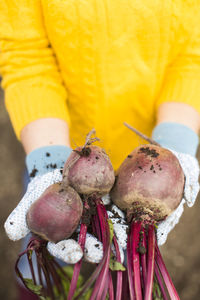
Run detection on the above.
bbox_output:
[152,122,200,245]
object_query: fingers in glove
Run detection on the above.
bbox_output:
[107,205,128,250]
[170,151,200,206]
[4,170,62,241]
[83,233,103,263]
[157,199,185,246]
[4,203,31,241]
[47,239,83,264]
[101,194,111,205]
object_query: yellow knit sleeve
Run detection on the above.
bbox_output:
[0,0,70,139]
[156,11,200,116]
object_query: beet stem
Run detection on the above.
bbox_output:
[84,128,100,147]
[74,200,110,299]
[95,250,111,300]
[27,250,37,285]
[122,270,129,299]
[42,248,66,298]
[90,202,111,300]
[141,228,147,288]
[127,226,135,300]
[132,222,143,300]
[36,256,44,288]
[113,235,123,300]
[124,122,160,146]
[67,223,87,300]
[40,257,55,300]
[154,262,168,300]
[93,215,101,241]
[156,243,180,300]
[15,253,34,294]
[144,225,155,300]
[100,273,110,300]
[108,271,115,300]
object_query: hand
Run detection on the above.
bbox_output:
[4,169,84,263]
[4,168,127,264]
[157,150,199,245]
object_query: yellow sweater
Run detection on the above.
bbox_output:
[1,0,200,169]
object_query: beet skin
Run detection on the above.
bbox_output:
[62,145,115,196]
[111,145,185,222]
[26,183,83,243]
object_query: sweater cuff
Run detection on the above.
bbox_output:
[26,145,72,178]
[152,122,199,156]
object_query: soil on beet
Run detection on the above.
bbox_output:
[1,86,200,300]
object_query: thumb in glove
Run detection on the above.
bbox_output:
[152,122,200,245]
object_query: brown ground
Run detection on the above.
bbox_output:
[0,86,200,300]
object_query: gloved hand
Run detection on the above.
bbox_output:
[4,145,127,264]
[152,122,200,245]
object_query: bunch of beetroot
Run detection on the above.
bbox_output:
[16,128,185,299]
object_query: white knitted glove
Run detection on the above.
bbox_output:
[157,150,200,245]
[4,170,126,264]
[4,170,85,264]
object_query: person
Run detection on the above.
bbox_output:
[1,1,200,299]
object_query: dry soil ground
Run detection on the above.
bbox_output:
[1,86,200,299]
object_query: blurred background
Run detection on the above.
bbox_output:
[1,84,200,299]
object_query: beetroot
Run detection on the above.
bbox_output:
[27,183,83,243]
[111,144,185,222]
[62,145,115,196]
[111,144,185,300]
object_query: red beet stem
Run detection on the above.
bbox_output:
[40,255,55,300]
[108,271,115,300]
[93,215,101,239]
[154,262,168,300]
[122,271,129,299]
[156,243,180,300]
[127,226,135,300]
[26,250,37,285]
[144,225,155,300]
[113,235,123,300]
[42,248,65,298]
[74,200,110,299]
[141,228,147,287]
[91,202,111,299]
[92,250,111,300]
[67,223,87,300]
[101,276,110,300]
[36,258,44,287]
[132,222,143,300]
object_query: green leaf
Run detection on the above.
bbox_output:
[108,219,114,244]
[152,279,164,300]
[109,251,126,271]
[56,265,92,300]
[27,250,33,260]
[109,259,126,271]
[24,278,42,296]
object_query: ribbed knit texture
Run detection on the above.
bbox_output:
[1,0,200,169]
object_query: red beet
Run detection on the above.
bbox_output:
[111,145,185,222]
[62,145,115,196]
[26,183,83,243]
